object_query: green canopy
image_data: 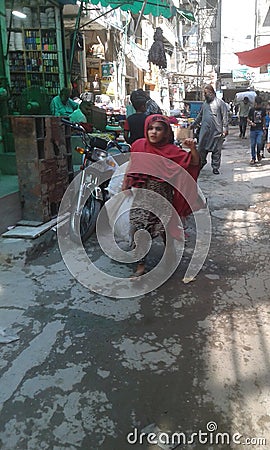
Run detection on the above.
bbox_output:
[91,0,176,18]
[57,0,197,21]
[58,0,177,19]
[178,9,196,22]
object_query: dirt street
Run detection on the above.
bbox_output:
[0,127,269,449]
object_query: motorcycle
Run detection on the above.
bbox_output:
[61,118,129,243]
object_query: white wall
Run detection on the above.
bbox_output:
[220,0,256,73]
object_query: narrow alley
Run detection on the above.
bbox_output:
[0,127,269,450]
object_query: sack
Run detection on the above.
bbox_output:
[235,91,256,104]
[105,191,134,246]
[107,161,129,196]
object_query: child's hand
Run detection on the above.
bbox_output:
[183,138,196,150]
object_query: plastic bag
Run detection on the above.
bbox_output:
[107,161,129,196]
[114,194,133,244]
[105,191,134,246]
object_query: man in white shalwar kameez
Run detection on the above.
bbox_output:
[191,85,229,175]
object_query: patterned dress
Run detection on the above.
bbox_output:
[128,174,173,241]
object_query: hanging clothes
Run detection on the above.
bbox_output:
[148,27,167,69]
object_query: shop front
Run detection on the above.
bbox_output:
[0,0,70,227]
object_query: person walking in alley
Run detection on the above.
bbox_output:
[237,96,251,139]
[261,104,270,158]
[134,88,162,116]
[123,91,147,144]
[247,96,266,164]
[122,114,202,277]
[267,120,270,153]
[190,84,228,175]
[124,89,163,145]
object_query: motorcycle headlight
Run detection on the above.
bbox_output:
[92,148,108,161]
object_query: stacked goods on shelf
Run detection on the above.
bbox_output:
[6,4,63,107]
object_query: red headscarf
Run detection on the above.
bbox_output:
[129,114,200,188]
[127,115,202,236]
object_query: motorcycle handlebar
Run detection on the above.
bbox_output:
[61,118,130,153]
[61,118,86,133]
[107,140,122,151]
[107,140,130,153]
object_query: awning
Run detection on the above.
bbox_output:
[58,0,176,18]
[235,43,270,68]
[57,0,197,20]
[177,9,195,22]
[90,0,176,18]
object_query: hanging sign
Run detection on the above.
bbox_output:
[101,63,114,77]
[101,80,114,96]
[232,68,257,83]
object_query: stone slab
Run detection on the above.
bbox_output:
[2,218,58,239]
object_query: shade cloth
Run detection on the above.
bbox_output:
[235,43,270,68]
[57,0,176,18]
[90,0,176,18]
[57,0,196,20]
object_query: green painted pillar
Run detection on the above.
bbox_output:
[0,0,11,154]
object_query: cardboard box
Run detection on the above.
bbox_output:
[172,125,193,141]
[87,105,107,131]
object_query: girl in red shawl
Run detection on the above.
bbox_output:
[122,114,201,277]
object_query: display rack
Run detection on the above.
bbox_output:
[6,4,65,103]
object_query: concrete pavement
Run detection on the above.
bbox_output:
[0,126,270,449]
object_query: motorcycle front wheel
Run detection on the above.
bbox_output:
[69,194,101,243]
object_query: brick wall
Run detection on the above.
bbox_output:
[11,116,73,222]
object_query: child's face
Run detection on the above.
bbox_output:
[147,121,166,144]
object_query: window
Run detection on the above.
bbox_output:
[205,42,218,65]
[263,6,270,26]
[206,0,217,7]
[260,65,268,74]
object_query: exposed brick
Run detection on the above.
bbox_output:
[11,116,73,221]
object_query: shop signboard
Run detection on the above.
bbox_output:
[101,63,114,77]
[232,68,258,83]
[101,80,114,96]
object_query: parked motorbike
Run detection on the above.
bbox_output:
[61,118,129,243]
[228,113,239,126]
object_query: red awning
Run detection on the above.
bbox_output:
[235,43,270,68]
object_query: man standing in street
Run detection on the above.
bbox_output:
[190,85,228,175]
[237,96,251,139]
[247,96,266,164]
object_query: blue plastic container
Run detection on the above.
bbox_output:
[189,101,203,118]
